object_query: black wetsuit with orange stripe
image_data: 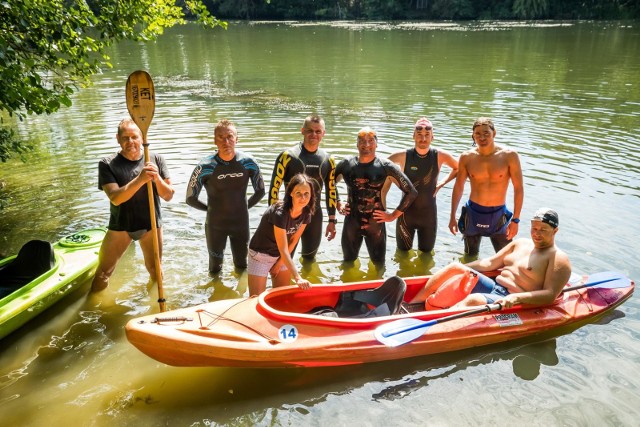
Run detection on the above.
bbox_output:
[335,156,417,264]
[269,142,337,259]
[396,147,439,253]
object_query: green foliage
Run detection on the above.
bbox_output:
[0,0,224,119]
[0,0,225,161]
[0,126,34,163]
[513,0,549,19]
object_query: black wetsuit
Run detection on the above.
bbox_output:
[269,143,337,259]
[186,150,265,273]
[98,152,170,232]
[335,156,417,264]
[396,147,439,253]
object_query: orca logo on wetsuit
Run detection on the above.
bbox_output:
[217,173,244,179]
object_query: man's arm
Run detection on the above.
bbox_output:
[247,161,265,209]
[449,153,468,234]
[104,162,162,206]
[381,151,406,207]
[374,162,417,223]
[155,176,174,202]
[434,149,459,196]
[185,164,208,211]
[506,151,524,240]
[268,151,290,205]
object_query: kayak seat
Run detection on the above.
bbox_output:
[334,276,407,318]
[0,240,55,298]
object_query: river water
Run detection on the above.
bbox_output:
[1,21,639,426]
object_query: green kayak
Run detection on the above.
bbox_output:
[0,227,106,339]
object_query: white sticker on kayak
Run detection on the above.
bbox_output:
[278,324,298,342]
[494,313,523,326]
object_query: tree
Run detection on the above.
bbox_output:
[0,0,224,161]
[513,0,549,19]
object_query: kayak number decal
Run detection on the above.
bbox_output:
[493,313,523,327]
[278,324,298,342]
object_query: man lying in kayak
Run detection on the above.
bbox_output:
[410,208,572,308]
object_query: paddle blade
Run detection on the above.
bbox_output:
[374,318,435,347]
[563,271,632,293]
[126,70,155,135]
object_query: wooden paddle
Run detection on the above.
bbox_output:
[125,70,166,312]
[374,271,632,347]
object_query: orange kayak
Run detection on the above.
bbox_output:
[125,272,634,368]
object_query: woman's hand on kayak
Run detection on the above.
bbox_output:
[294,276,311,290]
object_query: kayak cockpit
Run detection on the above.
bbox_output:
[0,240,58,299]
[257,275,444,325]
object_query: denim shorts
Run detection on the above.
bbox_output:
[247,249,287,277]
[470,271,510,303]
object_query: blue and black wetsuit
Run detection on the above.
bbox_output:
[269,143,337,259]
[396,147,439,253]
[186,150,265,274]
[336,156,417,264]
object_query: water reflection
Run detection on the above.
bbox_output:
[1,20,639,426]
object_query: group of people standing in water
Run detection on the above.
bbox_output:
[91,114,571,309]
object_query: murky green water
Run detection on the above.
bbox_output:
[1,21,639,426]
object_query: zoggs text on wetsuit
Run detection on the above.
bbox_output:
[336,156,416,264]
[269,143,337,259]
[186,150,265,273]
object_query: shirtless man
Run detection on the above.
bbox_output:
[449,117,524,256]
[92,119,175,291]
[411,208,571,308]
[335,127,417,264]
[268,115,337,260]
[382,117,458,253]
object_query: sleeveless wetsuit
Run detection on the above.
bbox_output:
[335,156,417,264]
[186,150,265,274]
[269,143,337,259]
[98,152,170,232]
[458,200,513,256]
[396,147,439,253]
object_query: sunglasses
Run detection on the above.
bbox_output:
[358,130,377,138]
[415,126,432,131]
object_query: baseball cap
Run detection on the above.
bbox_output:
[532,208,559,228]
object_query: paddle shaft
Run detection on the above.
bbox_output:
[561,277,619,293]
[381,303,502,338]
[126,71,166,312]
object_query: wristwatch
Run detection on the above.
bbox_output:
[512,218,520,224]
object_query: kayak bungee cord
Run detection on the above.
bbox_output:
[151,297,280,345]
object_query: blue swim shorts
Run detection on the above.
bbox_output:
[470,271,510,303]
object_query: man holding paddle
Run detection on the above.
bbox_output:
[411,207,572,308]
[91,119,175,292]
